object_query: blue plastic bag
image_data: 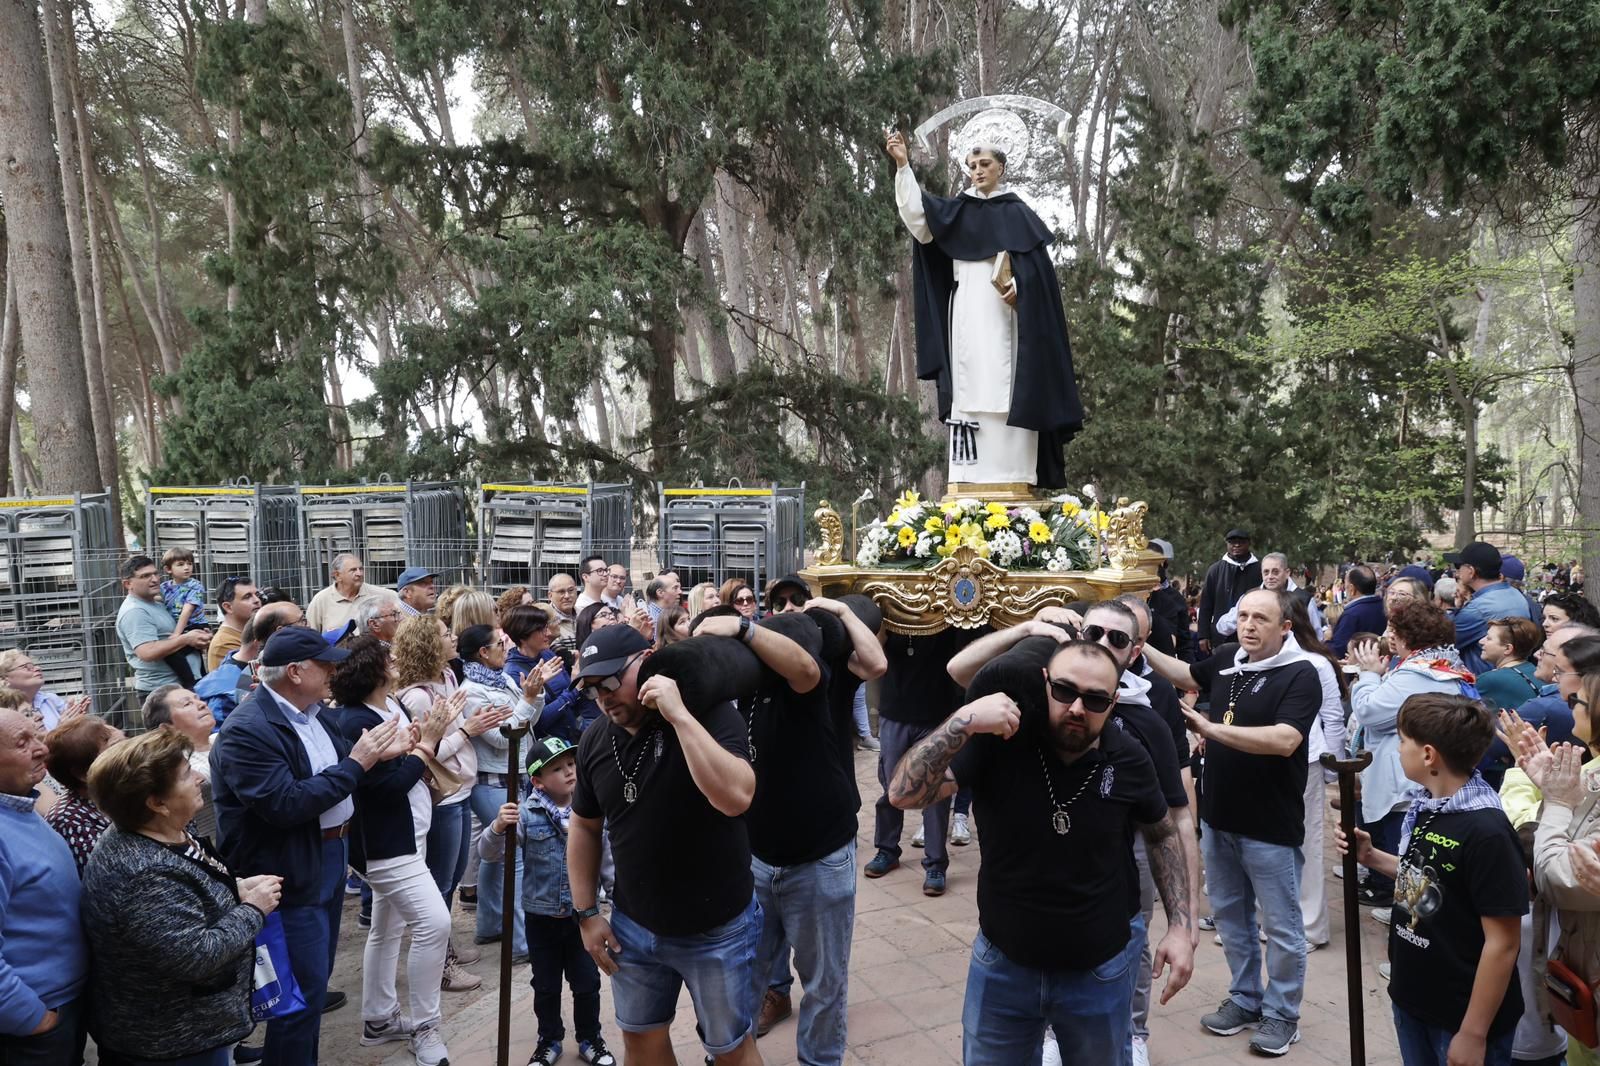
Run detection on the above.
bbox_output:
[250,912,306,1021]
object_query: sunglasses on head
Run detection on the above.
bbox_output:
[772,592,809,610]
[1046,677,1117,715]
[577,652,645,700]
[1082,624,1133,650]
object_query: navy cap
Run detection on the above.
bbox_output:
[1444,541,1502,578]
[1501,554,1526,582]
[572,625,650,681]
[1225,528,1250,542]
[261,626,351,667]
[396,567,437,592]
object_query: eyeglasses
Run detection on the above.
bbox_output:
[734,594,757,605]
[585,567,607,576]
[1046,678,1117,715]
[772,592,809,610]
[577,653,645,700]
[1082,624,1133,650]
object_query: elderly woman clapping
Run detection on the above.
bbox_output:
[79,727,282,1066]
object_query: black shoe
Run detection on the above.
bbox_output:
[529,1040,562,1066]
[321,989,348,1013]
[1357,884,1393,907]
[233,1045,264,1064]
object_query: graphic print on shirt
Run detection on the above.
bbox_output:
[1394,822,1457,942]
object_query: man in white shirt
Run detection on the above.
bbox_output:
[306,554,398,634]
[575,556,611,612]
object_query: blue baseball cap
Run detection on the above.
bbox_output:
[396,567,438,592]
[261,626,351,667]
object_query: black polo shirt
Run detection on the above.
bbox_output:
[952,723,1167,971]
[879,626,989,728]
[1141,664,1191,770]
[1190,644,1321,846]
[572,702,753,936]
[1113,697,1187,809]
[744,662,859,867]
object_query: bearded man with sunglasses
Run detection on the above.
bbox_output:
[890,639,1194,1064]
[1142,587,1322,1057]
[566,625,765,1066]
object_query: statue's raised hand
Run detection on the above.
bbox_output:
[885,130,909,167]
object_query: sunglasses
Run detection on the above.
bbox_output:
[1082,624,1133,650]
[1569,693,1589,710]
[577,652,645,700]
[772,592,809,610]
[734,594,757,605]
[1047,678,1117,715]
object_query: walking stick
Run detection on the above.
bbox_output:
[497,720,530,1066]
[1321,750,1373,1066]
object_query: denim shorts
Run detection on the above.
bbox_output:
[608,894,762,1056]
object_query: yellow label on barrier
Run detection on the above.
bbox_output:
[662,488,774,497]
[482,485,590,495]
[0,498,75,508]
[147,487,256,496]
[298,486,404,495]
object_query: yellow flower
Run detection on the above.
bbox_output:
[984,501,1008,516]
[940,501,961,518]
[897,526,917,548]
[1061,499,1081,518]
[1028,520,1051,544]
[886,509,902,527]
[935,539,958,557]
[896,489,922,511]
[1095,511,1110,531]
[985,511,1010,530]
[923,516,945,533]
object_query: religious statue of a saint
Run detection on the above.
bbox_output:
[887,121,1082,491]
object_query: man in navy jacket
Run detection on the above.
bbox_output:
[210,627,409,1066]
[1329,565,1386,657]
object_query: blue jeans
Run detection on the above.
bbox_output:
[1391,1004,1514,1066]
[752,841,856,1065]
[426,799,472,908]
[875,719,950,872]
[265,836,347,1066]
[1362,808,1407,895]
[851,684,870,738]
[1201,822,1305,1024]
[961,916,1145,1066]
[470,777,526,956]
[608,895,762,1057]
[0,995,86,1066]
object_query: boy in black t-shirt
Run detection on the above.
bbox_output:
[1339,692,1528,1066]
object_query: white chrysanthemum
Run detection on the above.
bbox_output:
[1016,506,1042,524]
[990,529,1023,567]
[956,497,981,513]
[915,534,934,558]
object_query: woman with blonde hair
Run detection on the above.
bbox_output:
[687,582,721,618]
[450,590,498,637]
[436,585,471,632]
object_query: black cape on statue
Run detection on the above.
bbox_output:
[909,186,1083,489]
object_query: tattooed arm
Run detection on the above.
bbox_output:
[1140,811,1196,1004]
[888,692,1021,810]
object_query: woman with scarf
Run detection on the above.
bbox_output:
[459,623,546,963]
[1350,599,1481,911]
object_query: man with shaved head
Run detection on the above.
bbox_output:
[0,707,89,1062]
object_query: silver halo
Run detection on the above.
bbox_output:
[956,108,1031,171]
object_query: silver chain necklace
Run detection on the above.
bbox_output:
[611,727,657,804]
[1037,747,1098,835]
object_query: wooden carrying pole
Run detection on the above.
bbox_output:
[497,722,530,1066]
[1321,750,1373,1066]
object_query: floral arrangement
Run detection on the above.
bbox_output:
[855,487,1110,571]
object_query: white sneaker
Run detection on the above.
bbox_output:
[1371,907,1393,927]
[410,1020,450,1066]
[1041,1028,1062,1066]
[950,813,972,846]
[441,960,482,992]
[912,825,925,848]
[361,1010,414,1046]
[1379,962,1391,982]
[1130,1035,1150,1066]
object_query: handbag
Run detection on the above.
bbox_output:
[1546,956,1598,1047]
[416,748,465,805]
[250,912,306,1021]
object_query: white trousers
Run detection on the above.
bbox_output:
[1300,771,1329,946]
[362,853,451,1027]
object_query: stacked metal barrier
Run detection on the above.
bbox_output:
[145,483,304,609]
[0,492,123,712]
[297,479,470,593]
[657,483,805,594]
[478,483,634,595]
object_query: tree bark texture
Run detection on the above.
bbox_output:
[0,0,102,493]
[1572,168,1600,610]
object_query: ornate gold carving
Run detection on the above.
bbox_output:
[1105,498,1149,571]
[813,500,846,567]
[946,482,1040,506]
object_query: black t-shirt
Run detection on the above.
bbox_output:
[952,723,1167,971]
[824,650,864,810]
[744,663,859,866]
[1112,697,1188,809]
[878,627,988,727]
[572,702,753,936]
[1142,667,1191,770]
[1386,807,1529,1037]
[1190,645,1320,846]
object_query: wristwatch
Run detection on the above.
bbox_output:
[739,616,755,644]
[575,905,602,921]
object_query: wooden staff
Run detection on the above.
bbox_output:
[1321,750,1373,1066]
[497,720,530,1066]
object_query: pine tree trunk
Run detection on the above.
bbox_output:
[1573,168,1600,610]
[0,268,18,496]
[0,0,101,493]
[975,0,1002,94]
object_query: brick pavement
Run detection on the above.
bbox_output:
[278,762,1401,1066]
